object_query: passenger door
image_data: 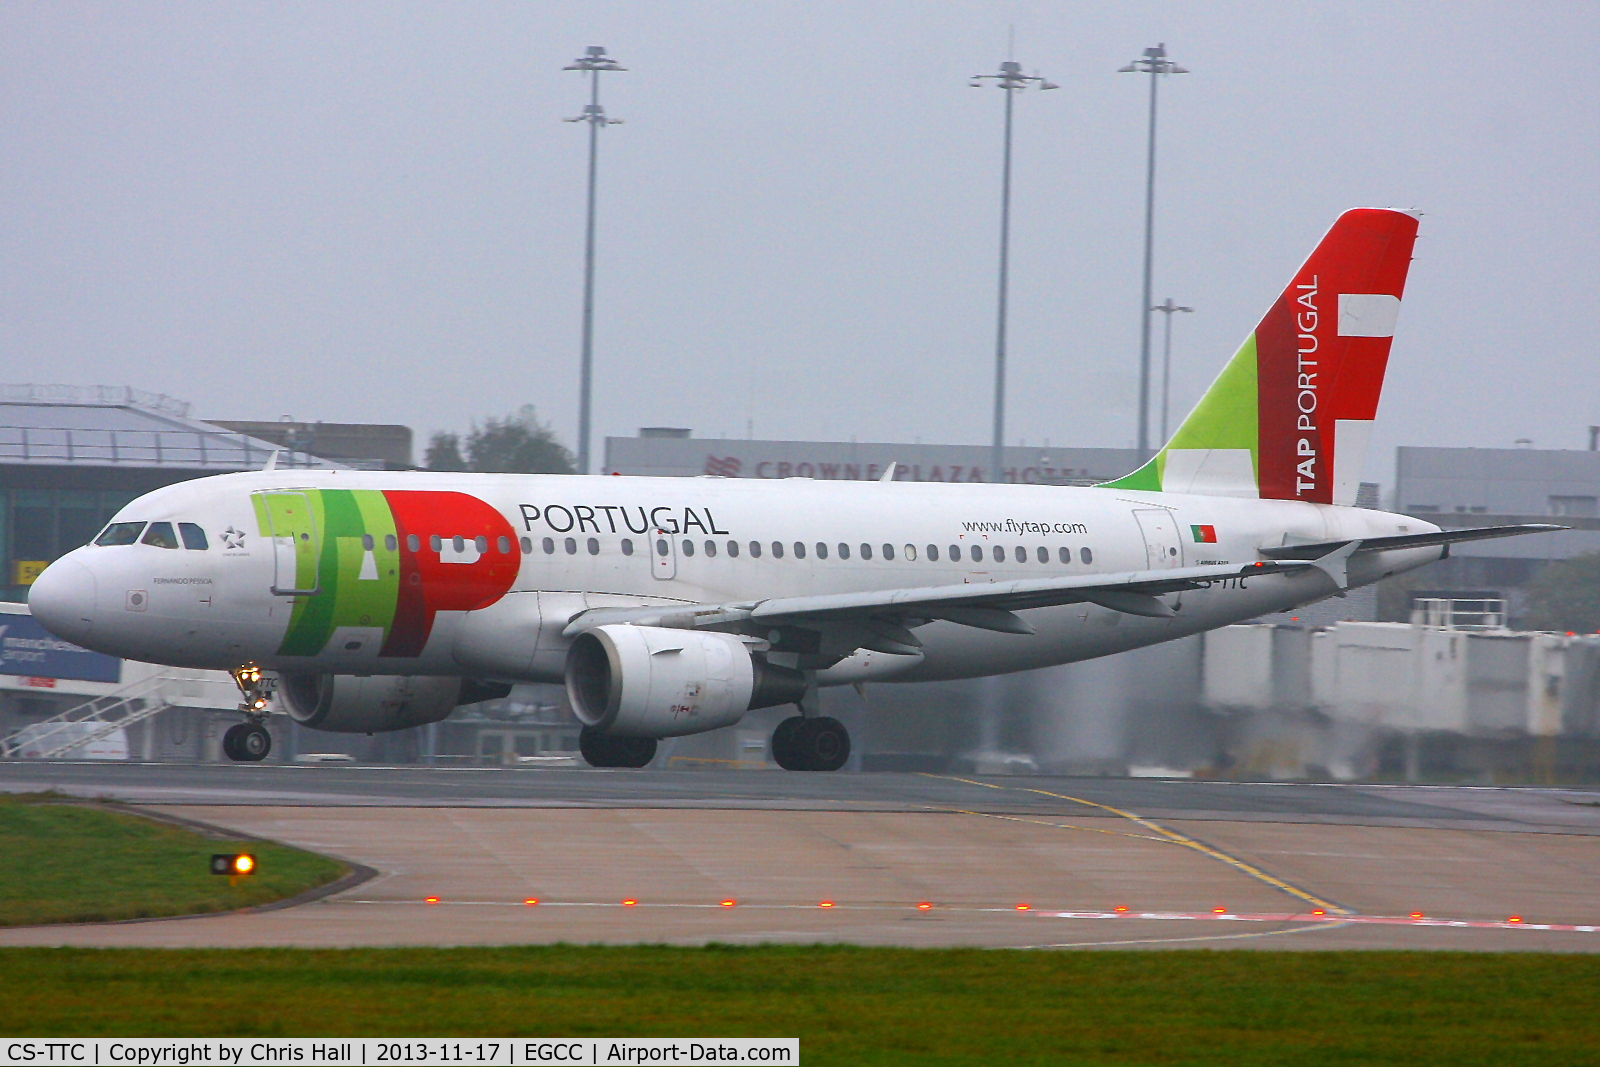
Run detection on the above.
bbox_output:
[1133,508,1184,570]
[255,490,322,596]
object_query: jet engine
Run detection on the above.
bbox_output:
[565,625,807,739]
[278,673,471,734]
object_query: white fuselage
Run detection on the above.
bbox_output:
[30,469,1443,685]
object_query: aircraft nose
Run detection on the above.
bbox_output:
[28,554,97,644]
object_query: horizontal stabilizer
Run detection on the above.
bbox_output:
[1258,524,1565,561]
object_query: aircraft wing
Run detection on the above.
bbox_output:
[1258,523,1566,561]
[563,559,1318,650]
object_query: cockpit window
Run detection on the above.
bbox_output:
[178,523,209,551]
[141,522,181,549]
[94,522,146,546]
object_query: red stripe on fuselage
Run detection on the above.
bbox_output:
[379,490,520,658]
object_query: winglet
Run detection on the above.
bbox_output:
[263,450,280,472]
[880,462,898,483]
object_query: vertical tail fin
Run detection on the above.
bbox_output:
[1103,208,1420,505]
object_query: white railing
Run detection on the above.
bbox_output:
[0,384,192,417]
[0,426,329,469]
[1409,597,1508,631]
[0,673,237,759]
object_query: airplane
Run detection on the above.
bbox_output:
[28,208,1558,769]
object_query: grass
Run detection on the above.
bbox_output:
[1,945,1598,1065]
[0,793,347,925]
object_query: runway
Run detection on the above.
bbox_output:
[4,762,1599,951]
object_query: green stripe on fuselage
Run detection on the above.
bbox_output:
[277,489,399,657]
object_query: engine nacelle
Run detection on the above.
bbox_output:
[566,625,807,739]
[277,673,464,734]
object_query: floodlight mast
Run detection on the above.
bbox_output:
[1152,298,1194,443]
[564,46,626,475]
[970,59,1056,484]
[1119,43,1188,464]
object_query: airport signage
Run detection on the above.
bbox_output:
[0,613,121,683]
[0,1039,799,1065]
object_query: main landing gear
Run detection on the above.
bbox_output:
[579,726,658,769]
[771,715,850,772]
[224,663,274,763]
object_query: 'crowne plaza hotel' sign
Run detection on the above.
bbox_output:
[605,436,1140,486]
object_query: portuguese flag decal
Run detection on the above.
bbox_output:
[1191,525,1218,544]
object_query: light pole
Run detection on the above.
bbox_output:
[1151,298,1193,443]
[1119,43,1187,464]
[564,46,625,475]
[970,59,1056,484]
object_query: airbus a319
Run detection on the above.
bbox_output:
[28,209,1556,769]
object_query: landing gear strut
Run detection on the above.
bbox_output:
[579,726,657,769]
[225,663,274,763]
[771,715,850,772]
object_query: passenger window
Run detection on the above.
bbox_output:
[520,537,533,554]
[970,544,983,563]
[431,535,443,552]
[794,542,807,560]
[860,543,872,561]
[543,537,556,555]
[772,542,784,559]
[992,545,1004,563]
[903,544,916,561]
[386,534,398,552]
[141,522,180,549]
[705,540,717,557]
[1014,546,1026,563]
[656,538,669,557]
[728,540,740,558]
[682,539,695,557]
[750,541,763,558]
[1081,547,1093,564]
[497,536,511,554]
[178,523,209,551]
[816,542,828,560]
[1059,546,1071,564]
[949,545,960,562]
[565,537,578,555]
[927,545,939,562]
[408,534,421,552]
[475,536,488,553]
[94,522,146,547]
[588,538,600,556]
[361,534,375,551]
[621,538,634,556]
[882,544,895,561]
[453,536,466,552]
[1037,546,1048,564]
[838,543,850,560]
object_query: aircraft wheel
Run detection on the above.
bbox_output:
[221,724,245,761]
[795,717,850,773]
[770,715,810,771]
[237,723,272,762]
[579,727,658,769]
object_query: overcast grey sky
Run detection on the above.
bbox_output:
[2,2,1596,485]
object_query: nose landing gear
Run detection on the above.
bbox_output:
[224,663,274,763]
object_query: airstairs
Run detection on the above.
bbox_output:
[1,672,239,759]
